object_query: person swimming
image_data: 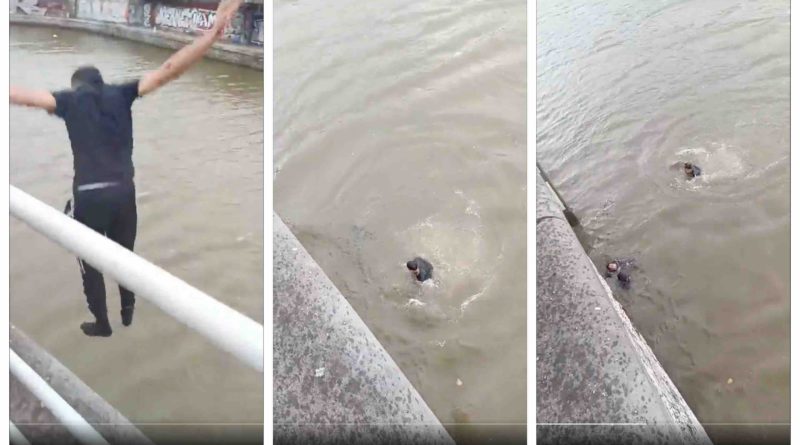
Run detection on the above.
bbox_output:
[672,161,701,179]
[683,162,701,179]
[407,257,434,282]
[606,258,635,288]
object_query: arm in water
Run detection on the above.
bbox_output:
[9,86,56,112]
[138,0,243,96]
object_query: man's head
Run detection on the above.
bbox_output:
[618,271,631,283]
[407,260,420,276]
[606,261,619,273]
[683,162,695,178]
[71,66,104,90]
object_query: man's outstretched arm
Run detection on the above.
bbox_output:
[138,0,243,97]
[10,86,56,112]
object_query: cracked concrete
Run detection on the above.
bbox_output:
[273,213,454,445]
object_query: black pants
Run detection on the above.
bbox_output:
[70,184,137,320]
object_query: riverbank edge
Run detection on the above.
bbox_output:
[273,212,455,445]
[10,14,263,70]
[536,168,712,444]
[10,325,155,445]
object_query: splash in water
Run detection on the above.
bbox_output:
[396,190,497,319]
[674,143,746,186]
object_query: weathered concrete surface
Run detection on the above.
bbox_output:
[10,15,263,70]
[10,372,78,445]
[273,213,454,445]
[536,169,712,445]
[536,170,567,222]
[10,325,155,445]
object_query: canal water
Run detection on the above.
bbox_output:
[10,26,263,443]
[537,0,788,442]
[275,0,526,442]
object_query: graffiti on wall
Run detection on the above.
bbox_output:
[76,0,129,23]
[155,5,214,30]
[251,18,263,45]
[153,4,243,42]
[225,9,245,42]
[153,5,230,32]
[12,0,68,17]
[12,0,263,47]
[142,2,151,26]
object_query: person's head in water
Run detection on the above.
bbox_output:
[683,162,701,179]
[607,261,619,273]
[407,257,433,282]
[71,66,104,90]
[406,260,420,278]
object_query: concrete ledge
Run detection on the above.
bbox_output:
[538,424,708,445]
[10,325,154,445]
[10,15,263,70]
[273,213,454,445]
[536,170,712,445]
[536,170,567,223]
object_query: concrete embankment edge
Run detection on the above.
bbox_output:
[10,325,155,445]
[536,169,713,445]
[273,212,454,445]
[11,15,263,70]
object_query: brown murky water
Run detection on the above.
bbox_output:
[10,26,263,443]
[275,0,526,442]
[538,0,788,442]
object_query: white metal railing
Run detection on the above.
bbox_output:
[10,350,109,445]
[10,186,263,372]
[9,420,32,445]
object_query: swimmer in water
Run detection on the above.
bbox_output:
[606,258,636,289]
[407,257,434,282]
[683,162,701,179]
[9,0,244,337]
[671,161,701,179]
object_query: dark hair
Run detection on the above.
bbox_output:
[406,261,417,271]
[71,66,104,90]
[618,271,631,283]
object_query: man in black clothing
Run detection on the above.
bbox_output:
[606,258,636,289]
[671,161,702,179]
[407,257,434,283]
[10,0,243,337]
[683,162,702,179]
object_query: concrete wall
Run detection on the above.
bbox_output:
[11,0,71,17]
[536,169,713,445]
[273,213,454,445]
[76,0,129,23]
[10,14,263,69]
[11,0,264,46]
[10,325,154,445]
[145,1,253,44]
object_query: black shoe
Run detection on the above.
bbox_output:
[80,319,112,337]
[121,306,134,327]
